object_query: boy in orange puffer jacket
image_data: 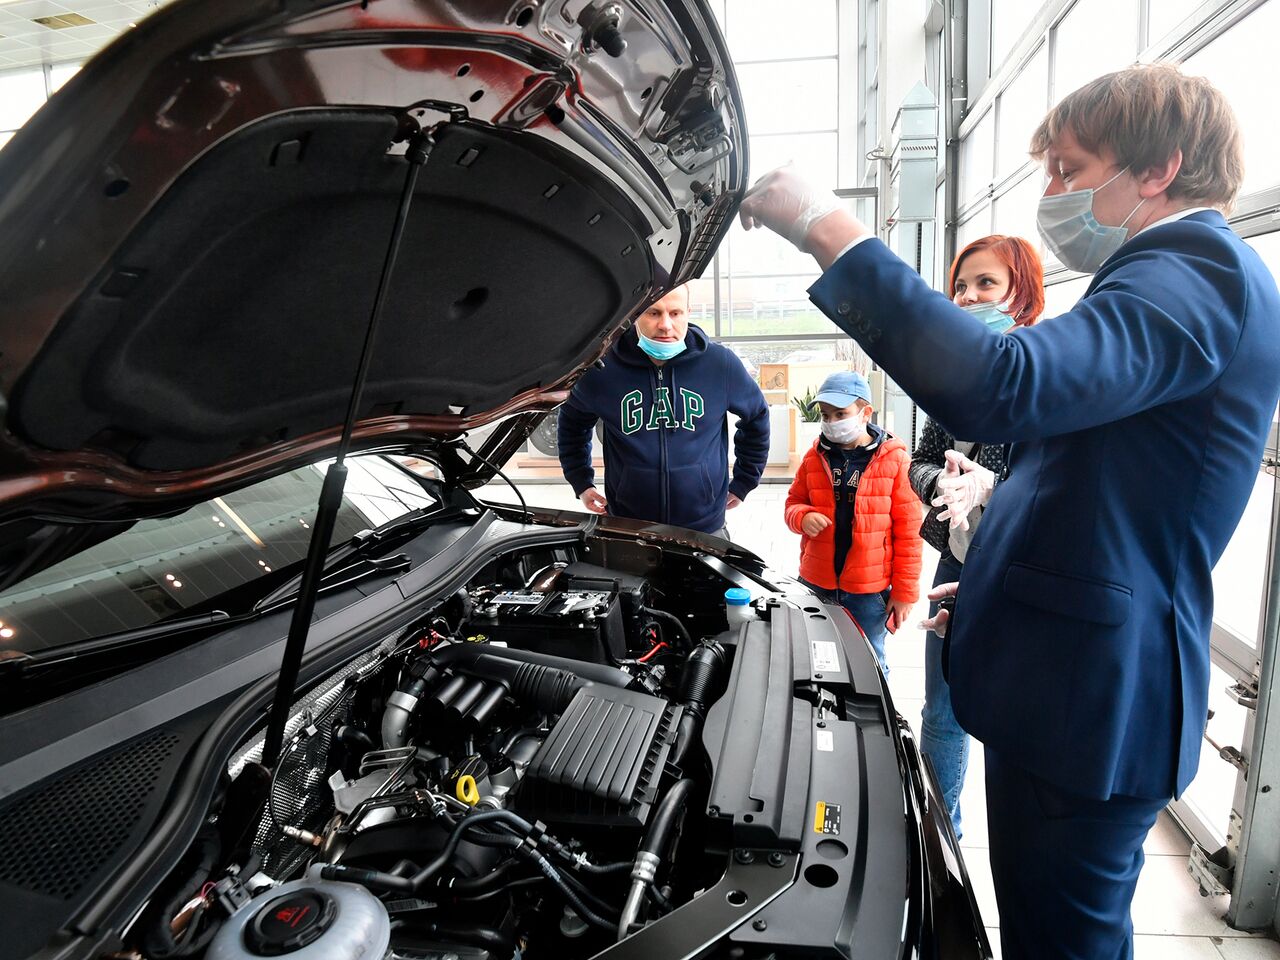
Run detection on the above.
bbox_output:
[785,371,922,673]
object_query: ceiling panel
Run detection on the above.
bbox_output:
[0,0,167,68]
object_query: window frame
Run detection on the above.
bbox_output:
[697,0,859,346]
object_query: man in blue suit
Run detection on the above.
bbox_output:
[740,64,1280,958]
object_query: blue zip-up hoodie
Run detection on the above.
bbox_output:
[557,324,770,533]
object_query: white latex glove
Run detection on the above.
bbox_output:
[738,165,841,251]
[931,449,995,532]
[918,582,959,637]
[579,488,608,514]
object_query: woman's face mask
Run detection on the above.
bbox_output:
[959,300,1017,333]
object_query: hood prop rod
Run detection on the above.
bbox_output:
[262,131,432,768]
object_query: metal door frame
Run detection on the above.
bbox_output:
[1169,417,1279,931]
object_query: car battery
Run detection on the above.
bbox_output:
[465,587,628,662]
[561,562,650,633]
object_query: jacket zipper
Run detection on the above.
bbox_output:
[822,438,888,583]
[819,447,839,582]
[656,365,668,524]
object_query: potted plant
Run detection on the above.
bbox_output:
[792,387,823,451]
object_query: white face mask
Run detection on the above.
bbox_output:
[1036,168,1146,274]
[821,416,866,445]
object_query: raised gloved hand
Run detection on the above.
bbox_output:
[739,165,843,251]
[931,449,995,532]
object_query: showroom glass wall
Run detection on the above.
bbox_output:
[0,61,79,150]
[691,0,867,381]
[951,0,1280,929]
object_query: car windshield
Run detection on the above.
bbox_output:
[0,455,436,655]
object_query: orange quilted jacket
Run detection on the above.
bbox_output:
[784,433,923,601]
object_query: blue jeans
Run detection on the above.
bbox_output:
[800,579,889,674]
[921,554,968,838]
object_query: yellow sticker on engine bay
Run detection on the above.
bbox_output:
[813,800,842,835]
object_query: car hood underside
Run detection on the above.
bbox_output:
[0,0,746,582]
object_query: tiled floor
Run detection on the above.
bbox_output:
[481,478,1280,958]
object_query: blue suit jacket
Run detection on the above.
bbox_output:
[810,211,1280,799]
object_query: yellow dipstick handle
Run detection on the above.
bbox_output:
[456,775,480,806]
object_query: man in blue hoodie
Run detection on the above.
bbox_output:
[557,285,770,536]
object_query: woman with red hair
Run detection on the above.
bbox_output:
[907,234,1045,838]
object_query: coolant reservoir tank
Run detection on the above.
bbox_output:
[206,872,390,959]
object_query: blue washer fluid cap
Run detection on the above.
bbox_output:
[724,587,751,606]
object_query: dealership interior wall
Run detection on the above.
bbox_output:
[1,0,1278,953]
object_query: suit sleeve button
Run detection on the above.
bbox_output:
[836,302,852,316]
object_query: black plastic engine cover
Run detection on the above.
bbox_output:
[515,685,681,828]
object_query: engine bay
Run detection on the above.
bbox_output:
[136,541,763,960]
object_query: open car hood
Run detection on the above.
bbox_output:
[0,0,745,579]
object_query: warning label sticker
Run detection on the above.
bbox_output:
[813,801,842,835]
[815,729,834,752]
[810,639,842,673]
[493,592,543,605]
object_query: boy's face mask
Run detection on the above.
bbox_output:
[821,414,866,445]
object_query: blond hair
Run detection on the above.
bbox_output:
[1029,63,1243,210]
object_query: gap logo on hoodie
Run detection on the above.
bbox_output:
[621,387,705,434]
[556,323,770,534]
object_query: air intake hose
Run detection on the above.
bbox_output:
[671,640,727,765]
[381,662,442,749]
[429,643,633,688]
[504,660,587,714]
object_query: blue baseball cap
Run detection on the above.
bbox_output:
[813,371,871,410]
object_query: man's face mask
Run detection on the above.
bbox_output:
[637,331,687,360]
[1036,168,1146,274]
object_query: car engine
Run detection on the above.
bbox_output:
[140,555,742,960]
